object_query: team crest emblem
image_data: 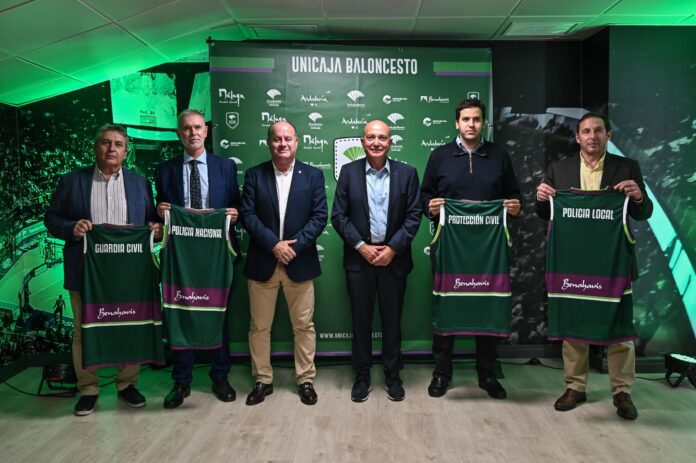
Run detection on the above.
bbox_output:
[225,112,239,129]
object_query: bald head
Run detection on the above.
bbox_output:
[268,121,299,172]
[361,120,391,169]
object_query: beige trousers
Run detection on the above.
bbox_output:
[247,264,316,385]
[69,291,139,396]
[562,340,635,395]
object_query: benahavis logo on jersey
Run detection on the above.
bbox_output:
[308,112,323,130]
[387,112,405,131]
[226,112,239,129]
[333,137,365,181]
[347,90,365,107]
[261,112,286,127]
[303,135,329,152]
[218,88,245,105]
[266,88,282,107]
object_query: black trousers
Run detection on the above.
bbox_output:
[346,265,406,381]
[171,315,231,386]
[432,333,499,381]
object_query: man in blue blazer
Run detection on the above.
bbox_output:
[154,109,240,409]
[44,124,160,416]
[240,121,327,406]
[331,120,421,402]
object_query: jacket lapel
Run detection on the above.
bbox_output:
[359,158,369,219]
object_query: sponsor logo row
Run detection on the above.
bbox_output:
[218,88,480,107]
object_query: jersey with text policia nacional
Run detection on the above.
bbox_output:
[430,199,511,336]
[161,206,235,349]
[546,189,636,344]
[81,225,164,370]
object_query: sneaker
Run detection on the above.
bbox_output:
[386,378,405,402]
[351,379,370,402]
[74,395,98,416]
[118,385,146,408]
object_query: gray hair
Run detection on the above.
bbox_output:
[178,109,206,127]
[93,124,128,145]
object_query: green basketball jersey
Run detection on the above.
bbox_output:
[161,206,235,349]
[546,189,636,344]
[81,224,164,370]
[430,199,512,336]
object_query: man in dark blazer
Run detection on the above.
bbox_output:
[155,109,240,409]
[536,112,653,420]
[331,120,421,402]
[44,124,160,416]
[240,121,327,406]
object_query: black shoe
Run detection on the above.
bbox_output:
[351,379,370,402]
[74,395,98,416]
[163,383,191,409]
[478,377,507,399]
[554,388,587,411]
[428,376,449,398]
[386,378,405,402]
[298,382,318,405]
[212,378,236,402]
[246,382,273,406]
[613,392,638,420]
[118,385,146,408]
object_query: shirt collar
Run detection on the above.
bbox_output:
[184,150,207,165]
[93,164,122,180]
[365,158,390,174]
[580,151,606,171]
[455,135,485,155]
[273,160,295,176]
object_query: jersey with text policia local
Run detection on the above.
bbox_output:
[161,206,235,349]
[546,189,636,344]
[81,225,164,370]
[430,199,511,336]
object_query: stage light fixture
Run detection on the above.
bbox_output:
[664,353,696,388]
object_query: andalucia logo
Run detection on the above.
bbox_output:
[333,137,365,181]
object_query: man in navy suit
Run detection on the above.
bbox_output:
[331,120,421,402]
[240,121,327,406]
[154,109,240,409]
[44,124,160,416]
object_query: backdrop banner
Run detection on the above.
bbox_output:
[209,41,493,354]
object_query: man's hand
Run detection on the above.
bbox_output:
[503,199,521,216]
[357,244,383,264]
[156,202,171,219]
[428,198,445,217]
[272,239,298,265]
[72,219,92,238]
[225,208,239,224]
[614,180,643,203]
[536,183,556,202]
[372,245,396,267]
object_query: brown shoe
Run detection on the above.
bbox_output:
[613,392,638,420]
[554,388,587,411]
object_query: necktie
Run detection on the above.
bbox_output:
[189,160,202,209]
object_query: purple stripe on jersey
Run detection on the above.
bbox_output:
[433,273,510,293]
[82,301,162,324]
[162,284,230,308]
[546,273,631,298]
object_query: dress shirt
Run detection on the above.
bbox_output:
[90,166,127,224]
[183,151,209,208]
[580,152,605,191]
[366,159,390,244]
[273,161,294,240]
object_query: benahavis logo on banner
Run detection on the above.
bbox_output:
[419,95,450,104]
[334,137,365,181]
[226,112,239,129]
